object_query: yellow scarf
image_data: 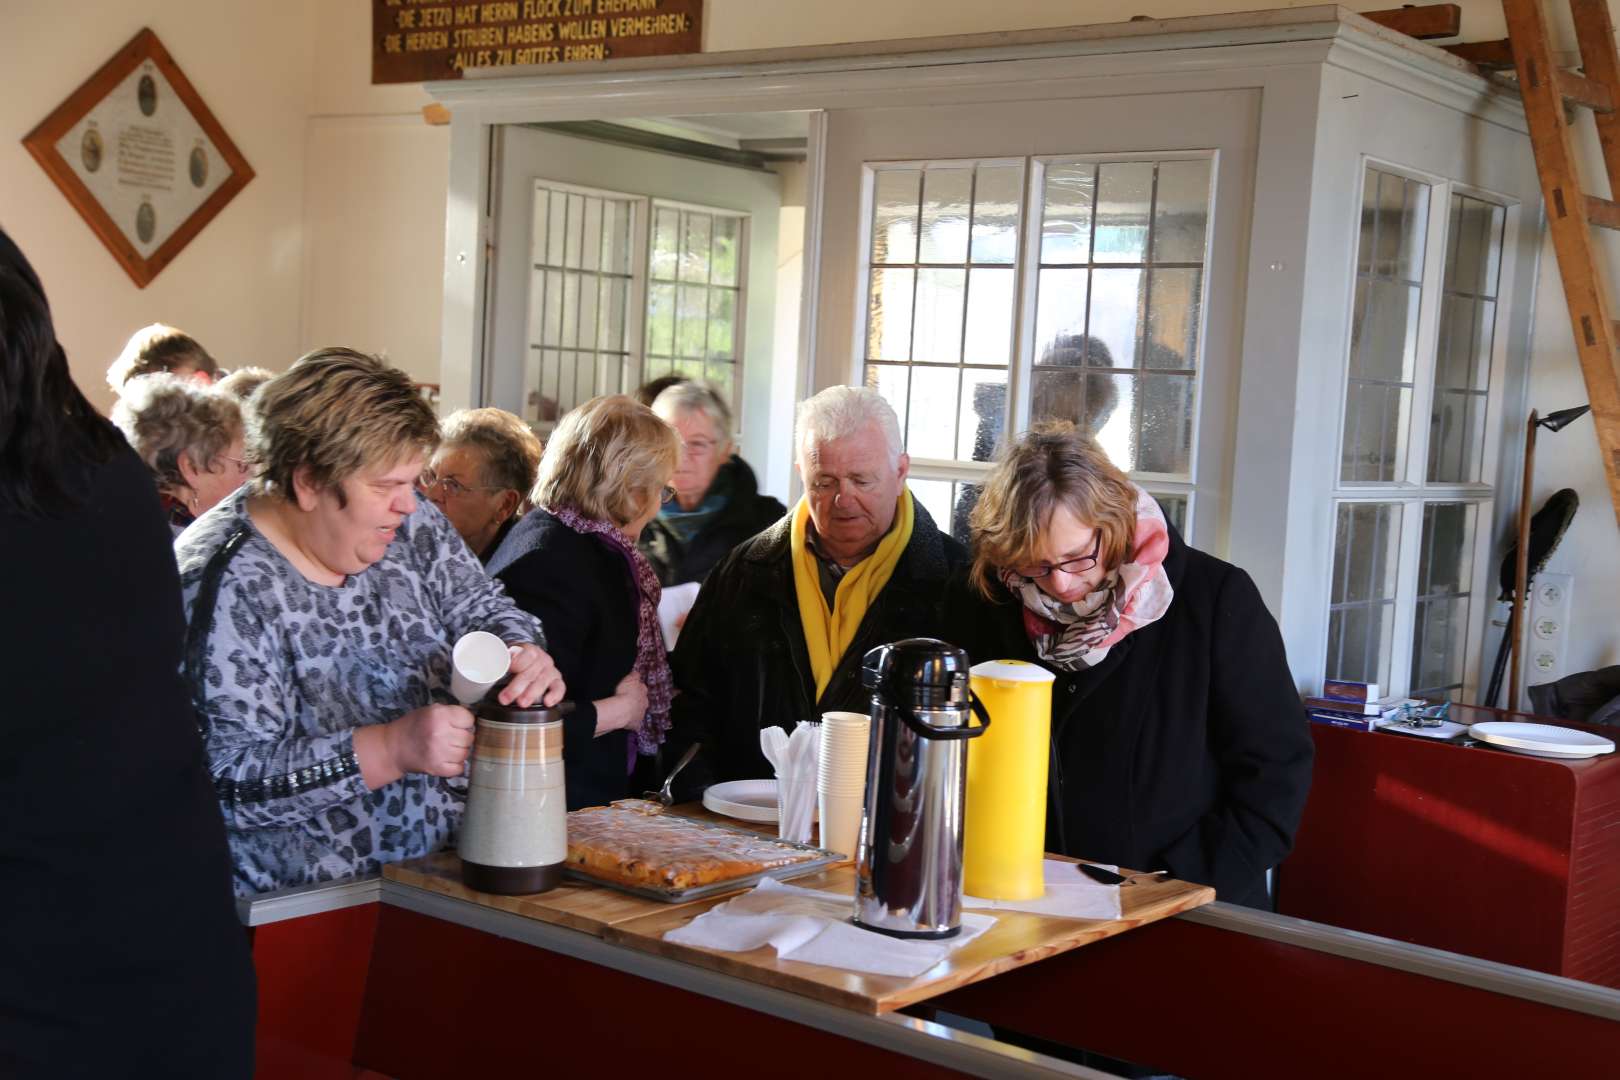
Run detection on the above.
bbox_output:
[791,489,915,701]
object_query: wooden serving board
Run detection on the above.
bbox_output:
[603,862,1214,1014]
[383,848,851,937]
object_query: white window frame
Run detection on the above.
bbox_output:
[522,181,751,435]
[851,149,1218,539]
[1318,157,1520,700]
[642,197,752,428]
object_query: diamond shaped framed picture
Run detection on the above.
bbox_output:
[22,28,253,288]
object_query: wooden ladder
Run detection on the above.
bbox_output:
[1501,0,1620,530]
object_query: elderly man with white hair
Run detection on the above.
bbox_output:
[663,385,969,791]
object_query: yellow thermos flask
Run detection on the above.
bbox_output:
[963,660,1056,900]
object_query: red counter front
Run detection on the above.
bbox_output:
[1280,718,1620,987]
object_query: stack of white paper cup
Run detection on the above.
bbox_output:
[817,710,871,857]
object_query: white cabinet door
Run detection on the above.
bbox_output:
[812,90,1259,554]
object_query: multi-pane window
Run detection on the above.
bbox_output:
[1323,164,1509,700]
[1410,503,1478,699]
[1343,171,1429,483]
[644,204,746,407]
[860,154,1214,541]
[865,162,1021,465]
[525,184,636,424]
[524,185,748,430]
[1030,159,1209,476]
[1327,503,1402,688]
[1429,195,1505,483]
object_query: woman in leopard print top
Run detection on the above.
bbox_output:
[177,350,564,896]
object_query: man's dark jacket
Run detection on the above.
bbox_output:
[666,497,967,796]
[941,525,1314,908]
[639,456,787,587]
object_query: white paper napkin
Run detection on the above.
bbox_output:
[760,723,821,843]
[656,581,701,650]
[961,859,1123,920]
[664,877,995,978]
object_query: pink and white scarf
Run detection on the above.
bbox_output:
[997,485,1175,671]
[549,505,673,768]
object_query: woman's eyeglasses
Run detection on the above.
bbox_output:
[1012,532,1102,584]
[660,485,680,506]
[418,470,500,499]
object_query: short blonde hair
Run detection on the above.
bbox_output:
[441,407,543,504]
[111,374,242,496]
[107,323,217,391]
[533,395,678,526]
[969,421,1139,599]
[250,348,438,505]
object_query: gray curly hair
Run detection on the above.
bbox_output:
[111,373,242,496]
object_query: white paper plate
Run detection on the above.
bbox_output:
[1469,721,1615,759]
[703,780,821,823]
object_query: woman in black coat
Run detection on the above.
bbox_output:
[943,423,1313,908]
[487,395,679,809]
[0,228,255,1076]
[638,380,786,586]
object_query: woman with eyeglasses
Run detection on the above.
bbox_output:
[421,407,543,563]
[944,421,1313,909]
[111,372,252,535]
[487,395,679,809]
[639,381,786,586]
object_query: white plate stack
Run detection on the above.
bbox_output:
[817,711,871,857]
[1469,721,1616,759]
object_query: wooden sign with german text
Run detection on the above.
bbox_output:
[372,0,703,83]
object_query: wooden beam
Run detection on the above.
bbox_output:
[1556,68,1615,112]
[1442,39,1515,68]
[1585,195,1620,230]
[1503,0,1620,532]
[1571,1,1620,189]
[1361,4,1462,40]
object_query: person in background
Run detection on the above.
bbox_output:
[177,349,565,896]
[421,406,542,563]
[106,322,218,393]
[112,373,251,535]
[665,385,969,791]
[633,372,685,408]
[215,365,275,401]
[943,422,1313,908]
[487,395,677,809]
[0,228,255,1077]
[640,381,786,586]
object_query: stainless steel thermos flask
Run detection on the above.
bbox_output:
[853,639,990,938]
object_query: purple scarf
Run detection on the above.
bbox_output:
[548,505,673,768]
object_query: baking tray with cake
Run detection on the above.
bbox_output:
[565,800,844,903]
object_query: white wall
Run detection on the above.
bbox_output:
[301,117,449,386]
[2,0,317,412]
[300,0,448,386]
